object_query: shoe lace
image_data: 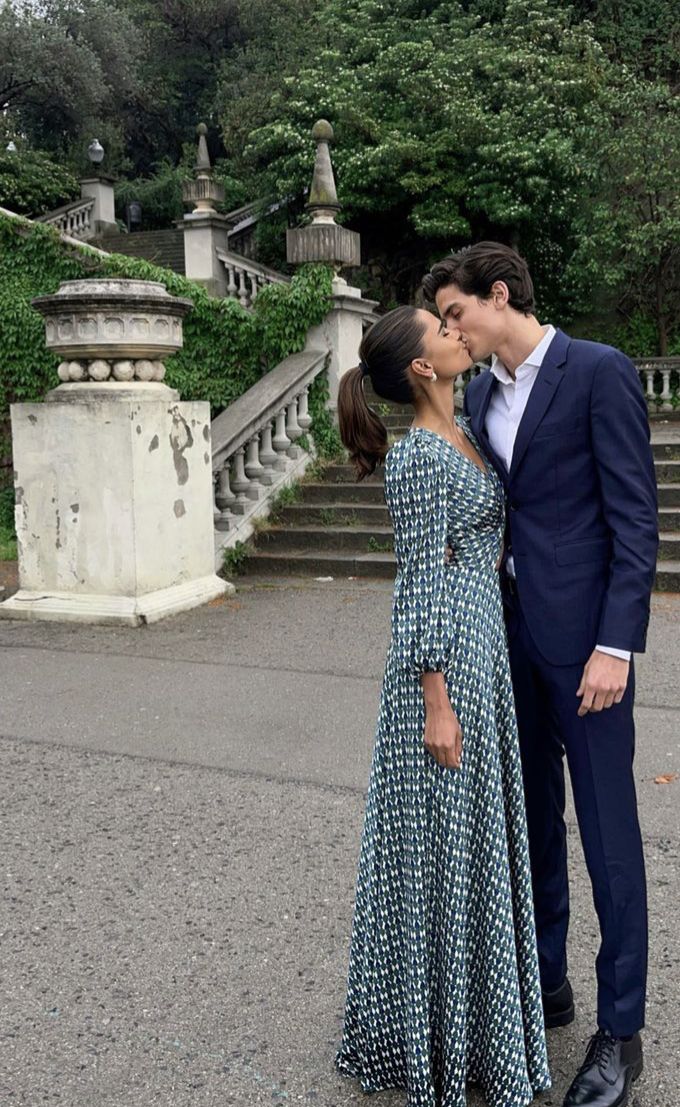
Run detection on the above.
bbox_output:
[581,1029,616,1074]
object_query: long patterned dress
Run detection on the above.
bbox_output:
[335,416,551,1107]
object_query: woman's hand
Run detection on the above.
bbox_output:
[420,672,463,769]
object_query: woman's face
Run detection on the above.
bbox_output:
[415,308,473,379]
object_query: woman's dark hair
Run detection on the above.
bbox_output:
[337,305,427,481]
[421,241,535,315]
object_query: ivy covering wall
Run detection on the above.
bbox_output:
[0,212,333,415]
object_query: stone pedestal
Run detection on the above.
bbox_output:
[0,278,230,626]
[304,277,379,414]
[80,176,118,236]
[181,212,230,297]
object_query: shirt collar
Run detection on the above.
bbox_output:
[490,324,557,384]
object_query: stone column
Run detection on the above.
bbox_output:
[286,120,379,416]
[0,278,231,626]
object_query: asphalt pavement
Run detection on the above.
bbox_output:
[0,577,678,1107]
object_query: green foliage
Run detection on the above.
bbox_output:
[114,155,250,229]
[0,0,144,168]
[307,370,344,459]
[222,539,251,577]
[0,485,16,558]
[240,0,613,314]
[0,145,80,217]
[566,79,680,354]
[0,213,333,420]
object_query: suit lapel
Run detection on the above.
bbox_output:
[508,329,570,482]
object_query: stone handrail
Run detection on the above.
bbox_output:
[37,197,96,241]
[634,357,680,413]
[215,246,289,308]
[456,359,679,413]
[211,347,329,557]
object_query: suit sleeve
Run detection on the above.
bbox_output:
[386,445,455,675]
[591,349,658,652]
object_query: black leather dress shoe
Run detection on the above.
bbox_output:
[542,977,575,1028]
[562,1028,643,1106]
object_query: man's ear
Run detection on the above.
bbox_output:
[490,280,510,308]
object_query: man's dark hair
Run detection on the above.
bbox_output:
[422,241,535,316]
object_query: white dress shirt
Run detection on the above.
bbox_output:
[485,324,631,662]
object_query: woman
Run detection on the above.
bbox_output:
[334,305,551,1107]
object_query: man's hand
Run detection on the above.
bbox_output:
[576,649,630,716]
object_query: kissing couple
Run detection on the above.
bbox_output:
[333,241,658,1107]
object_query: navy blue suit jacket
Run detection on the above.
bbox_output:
[463,328,659,666]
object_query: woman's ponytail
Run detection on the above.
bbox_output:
[336,305,427,480]
[337,366,388,481]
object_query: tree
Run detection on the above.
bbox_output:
[567,78,680,354]
[237,0,613,313]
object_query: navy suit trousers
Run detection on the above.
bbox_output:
[502,579,648,1037]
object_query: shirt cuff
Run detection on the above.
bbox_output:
[595,644,632,661]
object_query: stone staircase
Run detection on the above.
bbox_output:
[242,396,680,593]
[91,228,186,274]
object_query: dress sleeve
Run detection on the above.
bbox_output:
[386,443,454,675]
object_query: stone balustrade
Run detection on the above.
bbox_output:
[37,197,96,241]
[210,348,328,555]
[634,357,680,413]
[215,246,289,309]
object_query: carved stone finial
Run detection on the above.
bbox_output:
[306,119,341,224]
[182,122,225,214]
[195,122,211,174]
[286,117,360,271]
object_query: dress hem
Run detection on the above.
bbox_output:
[335,1052,552,1107]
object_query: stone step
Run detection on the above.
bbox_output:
[322,464,385,484]
[658,508,680,529]
[652,441,680,460]
[658,532,680,560]
[655,561,680,592]
[241,549,396,579]
[658,484,680,507]
[654,460,680,483]
[300,481,386,504]
[277,502,391,526]
[256,524,393,554]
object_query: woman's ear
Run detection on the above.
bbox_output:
[410,357,433,380]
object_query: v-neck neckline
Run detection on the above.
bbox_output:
[409,421,490,479]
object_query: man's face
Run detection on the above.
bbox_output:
[434,283,503,362]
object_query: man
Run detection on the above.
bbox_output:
[422,242,658,1107]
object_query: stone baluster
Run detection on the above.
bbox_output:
[660,368,673,412]
[286,397,304,458]
[244,433,269,487]
[259,420,285,474]
[643,368,657,410]
[225,263,237,300]
[236,268,249,309]
[214,461,238,528]
[230,445,259,503]
[272,408,292,467]
[297,386,312,431]
[248,271,259,305]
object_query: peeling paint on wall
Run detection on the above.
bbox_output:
[169,407,193,486]
[149,435,159,452]
[173,499,186,518]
